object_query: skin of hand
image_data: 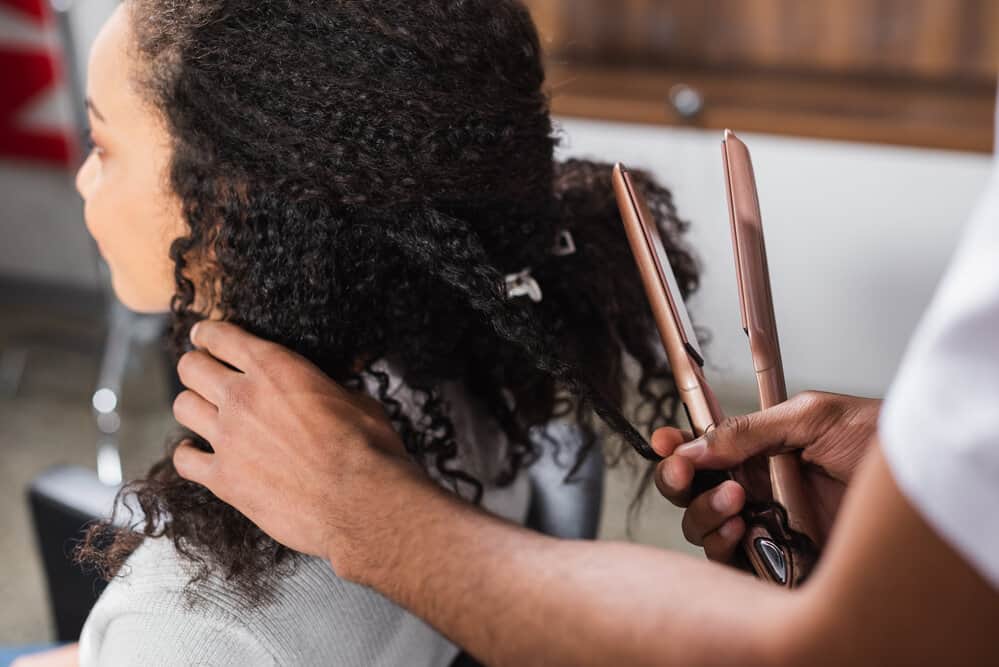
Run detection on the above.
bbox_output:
[173,322,999,667]
[10,644,79,667]
[651,392,882,562]
[172,321,419,574]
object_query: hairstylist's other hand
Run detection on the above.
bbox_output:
[651,391,881,563]
[171,321,424,580]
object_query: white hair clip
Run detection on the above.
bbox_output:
[502,231,575,303]
[504,268,543,303]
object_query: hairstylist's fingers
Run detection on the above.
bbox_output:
[702,516,744,563]
[172,390,220,443]
[680,480,745,547]
[190,320,279,372]
[650,427,695,458]
[177,349,240,407]
[173,439,216,486]
[655,454,695,507]
[672,404,804,470]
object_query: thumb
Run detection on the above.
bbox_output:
[674,404,802,469]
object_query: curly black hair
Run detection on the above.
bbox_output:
[81,0,700,598]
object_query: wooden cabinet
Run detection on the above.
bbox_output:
[524,0,998,152]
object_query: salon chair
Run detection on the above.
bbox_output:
[26,466,122,642]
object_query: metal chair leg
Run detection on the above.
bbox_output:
[91,299,167,486]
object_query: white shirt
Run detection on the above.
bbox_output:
[880,143,999,589]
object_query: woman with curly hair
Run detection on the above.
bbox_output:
[59,1,698,665]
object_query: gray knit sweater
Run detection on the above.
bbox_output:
[79,371,531,666]
[78,473,529,666]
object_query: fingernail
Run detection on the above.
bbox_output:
[711,487,730,513]
[675,437,706,459]
[190,322,201,345]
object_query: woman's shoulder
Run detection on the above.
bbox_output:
[78,537,457,666]
[78,537,277,665]
[87,536,343,615]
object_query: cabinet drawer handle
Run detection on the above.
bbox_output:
[669,83,705,119]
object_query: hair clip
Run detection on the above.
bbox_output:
[505,268,543,303]
[551,229,576,257]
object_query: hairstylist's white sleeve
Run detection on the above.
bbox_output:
[880,162,999,590]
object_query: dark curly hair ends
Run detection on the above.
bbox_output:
[81,0,700,598]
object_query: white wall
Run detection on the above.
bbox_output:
[556,118,995,408]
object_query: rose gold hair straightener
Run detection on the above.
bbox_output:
[612,162,814,587]
[722,130,822,581]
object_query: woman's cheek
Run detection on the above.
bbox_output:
[80,183,169,312]
[124,199,187,312]
[113,209,179,313]
[78,156,131,273]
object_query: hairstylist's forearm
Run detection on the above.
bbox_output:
[345,443,999,667]
[343,473,795,667]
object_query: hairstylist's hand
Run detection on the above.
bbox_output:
[171,321,427,580]
[651,391,881,563]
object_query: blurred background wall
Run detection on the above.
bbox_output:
[531,0,997,405]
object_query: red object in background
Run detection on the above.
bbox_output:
[3,0,48,22]
[0,0,75,166]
